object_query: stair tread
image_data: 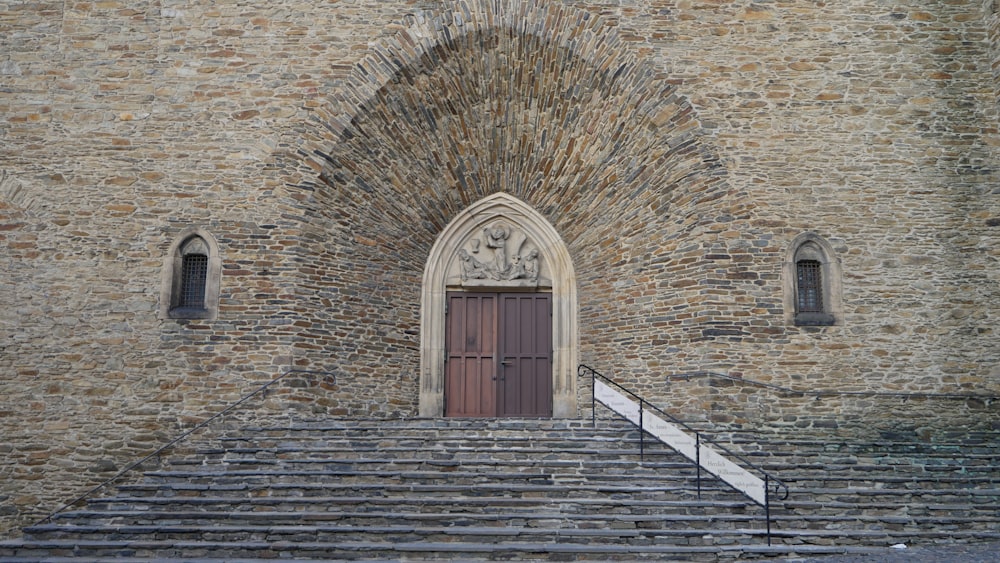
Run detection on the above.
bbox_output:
[20,522,1000,539]
[115,481,732,491]
[0,537,889,555]
[86,495,747,507]
[153,461,694,471]
[122,477,1000,497]
[43,509,1000,525]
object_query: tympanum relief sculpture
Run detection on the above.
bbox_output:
[453,221,547,288]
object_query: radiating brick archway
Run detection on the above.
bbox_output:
[286,0,733,416]
[298,0,719,236]
[420,193,577,417]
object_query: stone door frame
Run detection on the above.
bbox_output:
[419,193,577,418]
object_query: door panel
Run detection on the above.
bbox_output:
[445,293,496,417]
[498,293,552,417]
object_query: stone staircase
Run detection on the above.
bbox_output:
[1,418,998,561]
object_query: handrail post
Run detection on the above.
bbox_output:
[590,370,597,428]
[696,432,702,500]
[765,474,772,546]
[638,399,645,462]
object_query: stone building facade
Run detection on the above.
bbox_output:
[2,0,999,535]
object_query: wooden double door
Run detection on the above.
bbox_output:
[444,292,553,417]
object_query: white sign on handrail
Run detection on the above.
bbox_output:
[594,379,767,506]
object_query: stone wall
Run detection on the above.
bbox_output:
[2,0,999,536]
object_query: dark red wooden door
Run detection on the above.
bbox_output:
[497,293,552,417]
[445,292,551,417]
[445,293,497,417]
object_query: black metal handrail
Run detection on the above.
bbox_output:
[579,364,789,545]
[35,369,337,526]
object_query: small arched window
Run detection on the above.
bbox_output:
[178,241,209,309]
[783,233,843,327]
[796,259,823,313]
[160,228,221,320]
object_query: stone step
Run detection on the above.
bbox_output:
[134,472,713,491]
[82,495,754,515]
[163,450,697,473]
[202,436,677,449]
[209,435,658,448]
[790,486,1000,500]
[15,523,778,544]
[109,480,740,502]
[740,446,997,461]
[41,508,1000,531]
[737,456,997,473]
[175,447,687,465]
[166,454,999,486]
[18,522,999,547]
[0,538,887,561]
[779,474,1000,488]
[146,461,705,478]
[709,431,998,448]
[219,427,993,453]
[756,460,1000,473]
[224,418,627,430]
[730,440,999,453]
[205,436,679,451]
[781,498,1000,519]
[33,510,782,531]
[216,424,646,436]
[210,424,644,443]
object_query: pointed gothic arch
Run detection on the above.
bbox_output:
[420,193,577,417]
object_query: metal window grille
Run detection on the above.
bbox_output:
[796,260,823,312]
[180,254,208,308]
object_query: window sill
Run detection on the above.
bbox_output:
[168,306,211,320]
[794,312,836,326]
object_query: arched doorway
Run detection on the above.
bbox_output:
[419,193,577,418]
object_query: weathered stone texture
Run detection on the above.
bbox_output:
[1,0,998,536]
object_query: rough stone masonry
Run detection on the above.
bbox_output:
[1,0,998,536]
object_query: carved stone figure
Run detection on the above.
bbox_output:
[458,249,491,280]
[505,254,525,280]
[523,249,539,282]
[483,222,510,277]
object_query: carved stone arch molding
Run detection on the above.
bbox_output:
[420,193,578,418]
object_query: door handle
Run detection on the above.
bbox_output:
[500,358,515,366]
